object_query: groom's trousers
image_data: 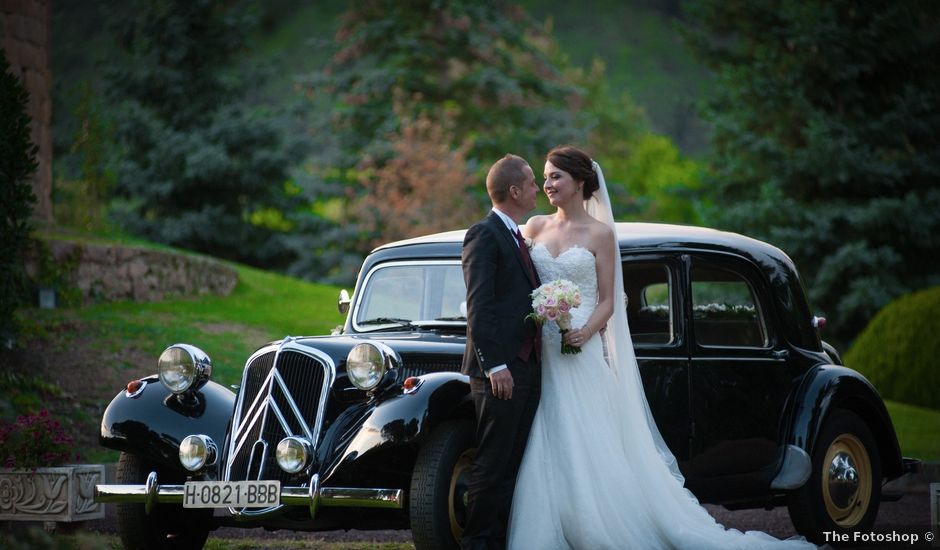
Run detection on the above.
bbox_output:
[462,356,541,550]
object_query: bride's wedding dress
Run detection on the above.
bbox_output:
[506,241,814,549]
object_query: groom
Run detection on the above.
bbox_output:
[461,154,542,550]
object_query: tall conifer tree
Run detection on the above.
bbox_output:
[684,1,940,341]
[106,0,300,267]
[0,54,38,344]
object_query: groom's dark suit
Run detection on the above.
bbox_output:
[461,210,541,550]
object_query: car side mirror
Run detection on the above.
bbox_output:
[338,289,351,315]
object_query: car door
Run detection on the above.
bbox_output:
[623,253,692,467]
[685,253,793,490]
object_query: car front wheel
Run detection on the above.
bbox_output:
[787,409,882,543]
[409,420,476,550]
[116,452,212,550]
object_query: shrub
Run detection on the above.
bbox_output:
[0,410,77,469]
[844,286,940,410]
[0,53,38,345]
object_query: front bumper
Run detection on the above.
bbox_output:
[95,471,404,519]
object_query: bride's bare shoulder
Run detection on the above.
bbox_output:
[522,214,549,237]
[587,219,615,250]
[587,217,613,237]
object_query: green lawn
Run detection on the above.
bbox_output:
[885,400,940,462]
[76,262,347,386]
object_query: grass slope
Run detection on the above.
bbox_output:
[71,262,346,386]
[1,248,344,463]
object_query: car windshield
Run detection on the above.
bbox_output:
[353,261,466,331]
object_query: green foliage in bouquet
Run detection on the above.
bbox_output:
[0,410,77,469]
[845,286,940,411]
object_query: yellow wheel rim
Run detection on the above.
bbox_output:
[822,433,872,528]
[449,448,476,541]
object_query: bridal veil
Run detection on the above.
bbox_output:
[584,161,684,484]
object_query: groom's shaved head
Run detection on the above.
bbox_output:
[487,154,529,204]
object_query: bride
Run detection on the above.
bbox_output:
[509,145,815,549]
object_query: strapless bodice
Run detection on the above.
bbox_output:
[530,243,597,339]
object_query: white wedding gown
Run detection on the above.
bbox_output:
[507,243,814,550]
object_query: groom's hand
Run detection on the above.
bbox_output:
[489,369,514,400]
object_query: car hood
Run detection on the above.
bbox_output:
[280,331,467,360]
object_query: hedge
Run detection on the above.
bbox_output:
[845,286,940,411]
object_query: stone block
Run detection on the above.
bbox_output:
[26,239,239,305]
[0,464,106,522]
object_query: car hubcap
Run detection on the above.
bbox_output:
[449,448,476,541]
[823,433,871,527]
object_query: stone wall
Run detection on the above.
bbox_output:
[28,240,239,304]
[1,0,52,222]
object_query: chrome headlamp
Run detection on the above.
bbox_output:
[179,434,217,472]
[158,344,212,394]
[276,436,312,474]
[346,342,398,391]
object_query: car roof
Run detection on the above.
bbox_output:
[373,222,786,260]
[365,222,819,352]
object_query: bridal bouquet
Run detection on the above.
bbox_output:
[527,279,583,354]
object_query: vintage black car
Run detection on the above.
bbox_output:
[95,222,917,548]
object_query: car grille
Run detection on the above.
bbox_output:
[226,345,332,485]
[399,356,462,380]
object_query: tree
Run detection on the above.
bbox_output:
[311,0,582,165]
[684,1,940,342]
[570,59,704,224]
[353,103,480,248]
[294,1,700,278]
[105,0,303,267]
[0,54,38,345]
[297,0,590,259]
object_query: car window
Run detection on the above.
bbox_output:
[691,265,767,347]
[355,262,466,327]
[624,263,674,346]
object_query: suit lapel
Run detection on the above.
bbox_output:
[487,212,537,288]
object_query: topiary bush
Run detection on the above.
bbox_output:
[845,286,940,411]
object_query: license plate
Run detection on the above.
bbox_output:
[183,480,280,508]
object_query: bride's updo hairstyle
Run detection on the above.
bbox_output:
[546,145,599,200]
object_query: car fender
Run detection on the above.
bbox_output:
[786,364,903,479]
[99,375,236,472]
[322,372,472,480]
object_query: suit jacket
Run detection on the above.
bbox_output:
[462,211,541,378]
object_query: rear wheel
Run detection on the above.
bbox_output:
[410,420,476,550]
[788,409,881,543]
[116,452,212,550]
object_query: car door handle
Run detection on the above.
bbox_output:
[771,349,789,360]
